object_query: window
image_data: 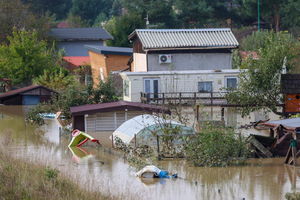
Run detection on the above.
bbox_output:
[226,77,237,89]
[123,80,130,97]
[198,81,213,92]
[144,78,159,99]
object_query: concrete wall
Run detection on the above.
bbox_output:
[58,40,104,56]
[147,53,232,71]
[121,71,240,102]
[133,53,147,72]
[89,51,130,86]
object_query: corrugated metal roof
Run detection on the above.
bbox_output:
[85,45,132,56]
[129,28,239,50]
[261,118,300,130]
[49,28,113,41]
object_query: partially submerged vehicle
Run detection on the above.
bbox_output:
[111,114,194,147]
[68,129,100,147]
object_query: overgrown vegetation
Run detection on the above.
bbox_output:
[0,150,110,200]
[27,77,119,125]
[286,192,300,200]
[185,124,249,167]
[226,31,300,116]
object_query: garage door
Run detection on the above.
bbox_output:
[86,112,115,132]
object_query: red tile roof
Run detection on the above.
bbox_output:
[63,56,90,67]
[0,85,57,99]
[70,101,170,116]
[239,51,259,60]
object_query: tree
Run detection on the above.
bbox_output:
[226,31,299,116]
[173,0,213,28]
[105,13,145,47]
[122,0,177,28]
[33,69,77,92]
[70,0,113,25]
[0,30,61,85]
[0,0,52,43]
[22,0,72,20]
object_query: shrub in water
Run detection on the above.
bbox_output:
[185,124,249,167]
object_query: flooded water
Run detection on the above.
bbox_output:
[0,106,298,200]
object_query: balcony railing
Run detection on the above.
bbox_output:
[140,91,236,106]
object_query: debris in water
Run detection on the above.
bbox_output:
[136,165,178,179]
[68,129,100,147]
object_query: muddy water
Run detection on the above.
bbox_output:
[0,106,298,200]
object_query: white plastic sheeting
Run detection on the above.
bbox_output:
[111,114,184,144]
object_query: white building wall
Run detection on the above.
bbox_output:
[121,70,241,102]
[133,53,147,72]
[148,53,232,71]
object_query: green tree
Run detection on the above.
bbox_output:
[0,30,61,85]
[226,31,299,116]
[70,0,113,25]
[173,0,213,28]
[0,0,52,43]
[33,69,77,92]
[122,0,177,28]
[22,0,72,19]
[105,13,145,47]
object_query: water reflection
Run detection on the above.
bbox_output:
[0,106,297,200]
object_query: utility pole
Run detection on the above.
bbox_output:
[258,0,261,31]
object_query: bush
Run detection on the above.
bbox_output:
[286,192,300,200]
[185,124,249,167]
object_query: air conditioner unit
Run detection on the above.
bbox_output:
[159,54,172,64]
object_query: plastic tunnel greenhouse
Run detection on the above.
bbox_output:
[111,114,194,146]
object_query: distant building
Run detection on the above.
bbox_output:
[49,28,113,56]
[0,85,57,105]
[85,45,132,86]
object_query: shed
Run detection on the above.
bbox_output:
[0,85,57,105]
[70,101,170,132]
[281,74,300,113]
[112,114,194,146]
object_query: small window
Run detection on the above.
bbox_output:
[198,81,213,92]
[123,80,130,97]
[226,77,237,89]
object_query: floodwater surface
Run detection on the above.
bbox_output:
[0,106,298,200]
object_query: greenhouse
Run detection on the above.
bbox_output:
[111,114,194,146]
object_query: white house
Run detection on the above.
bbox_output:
[120,69,241,102]
[128,28,239,72]
[120,28,239,103]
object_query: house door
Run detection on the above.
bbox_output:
[144,78,159,99]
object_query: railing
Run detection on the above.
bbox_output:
[141,91,233,106]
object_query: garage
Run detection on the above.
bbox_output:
[70,101,170,133]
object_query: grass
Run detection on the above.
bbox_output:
[0,150,111,200]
